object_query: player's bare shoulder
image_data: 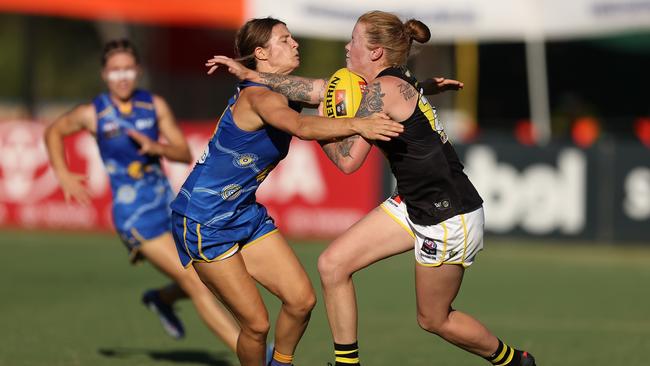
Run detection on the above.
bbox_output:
[232,86,282,130]
[151,94,169,111]
[377,75,417,102]
[357,75,408,118]
[72,103,98,134]
[247,85,288,106]
[375,75,418,121]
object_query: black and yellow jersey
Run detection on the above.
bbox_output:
[374,66,483,225]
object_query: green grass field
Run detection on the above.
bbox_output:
[1,230,649,366]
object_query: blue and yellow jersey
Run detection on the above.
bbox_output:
[94,89,162,187]
[93,90,173,248]
[170,81,296,228]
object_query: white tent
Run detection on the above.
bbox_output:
[249,0,650,143]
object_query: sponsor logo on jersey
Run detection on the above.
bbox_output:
[102,121,121,138]
[135,118,155,130]
[433,199,451,211]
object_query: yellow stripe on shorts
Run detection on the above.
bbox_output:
[380,204,415,238]
[196,223,211,261]
[181,217,194,267]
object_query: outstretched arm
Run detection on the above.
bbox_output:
[249,88,402,141]
[418,77,464,94]
[256,73,327,105]
[44,103,96,205]
[206,56,463,101]
[206,55,326,104]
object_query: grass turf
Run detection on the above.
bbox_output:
[1,230,649,365]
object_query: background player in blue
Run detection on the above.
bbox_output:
[170,18,403,366]
[44,39,239,350]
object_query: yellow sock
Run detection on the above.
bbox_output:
[272,349,294,365]
[334,341,360,365]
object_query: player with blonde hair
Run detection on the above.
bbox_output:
[207,10,537,366]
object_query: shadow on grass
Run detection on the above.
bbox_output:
[98,347,232,365]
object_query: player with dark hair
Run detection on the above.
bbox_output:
[169,18,403,366]
[44,39,240,350]
[206,10,536,366]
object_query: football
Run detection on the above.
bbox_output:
[323,68,367,118]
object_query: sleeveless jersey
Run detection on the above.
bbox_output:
[170,81,299,227]
[93,90,173,231]
[374,67,483,225]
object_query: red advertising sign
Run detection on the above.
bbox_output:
[0,121,381,239]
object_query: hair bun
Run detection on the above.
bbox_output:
[404,19,431,43]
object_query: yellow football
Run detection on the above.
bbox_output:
[324,68,367,118]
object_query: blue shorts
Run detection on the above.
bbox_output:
[113,188,173,263]
[171,204,278,267]
[115,213,171,264]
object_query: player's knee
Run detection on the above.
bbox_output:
[317,250,347,285]
[299,290,317,315]
[416,312,446,335]
[283,288,317,318]
[240,315,271,341]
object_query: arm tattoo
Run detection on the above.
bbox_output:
[399,82,418,101]
[356,82,385,117]
[321,143,342,167]
[258,73,323,103]
[335,135,359,158]
[322,135,359,168]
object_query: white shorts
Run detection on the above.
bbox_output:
[380,196,484,267]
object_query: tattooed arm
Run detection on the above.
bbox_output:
[205,55,326,104]
[319,76,421,173]
[320,136,372,174]
[319,79,388,174]
[252,74,458,102]
[257,73,327,105]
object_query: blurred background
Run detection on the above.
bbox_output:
[1,1,649,365]
[1,0,648,241]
